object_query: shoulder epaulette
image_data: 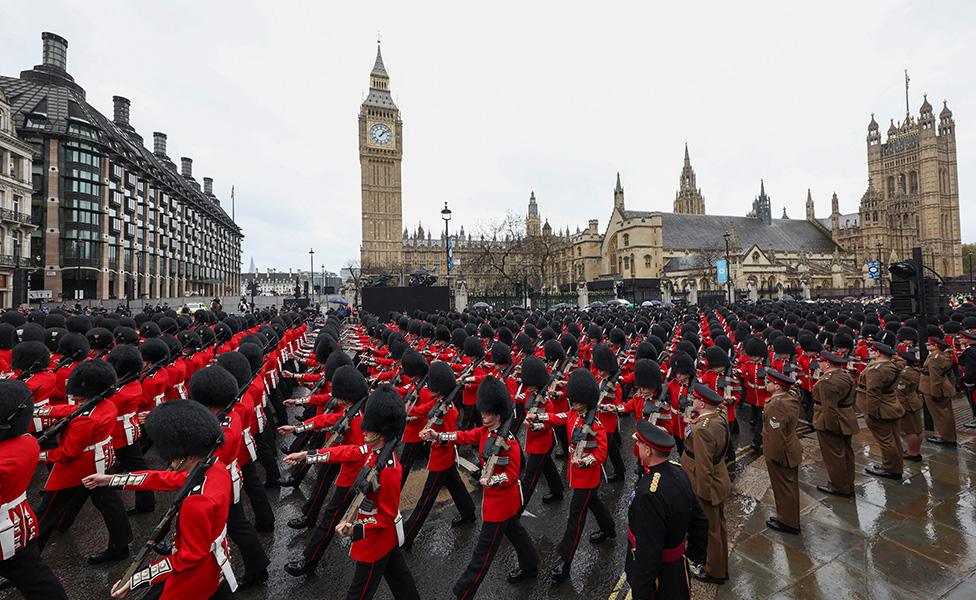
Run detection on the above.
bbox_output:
[649,471,661,493]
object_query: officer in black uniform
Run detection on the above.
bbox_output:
[626,421,709,600]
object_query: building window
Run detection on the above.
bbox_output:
[623,233,630,246]
[752,251,760,261]
[910,171,918,194]
[886,176,895,198]
[67,123,98,140]
[898,174,906,193]
[644,254,651,268]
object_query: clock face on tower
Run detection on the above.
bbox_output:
[369,123,393,146]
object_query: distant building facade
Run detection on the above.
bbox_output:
[0,32,243,303]
[0,87,37,307]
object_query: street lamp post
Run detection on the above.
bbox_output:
[309,248,314,301]
[876,240,884,297]
[441,202,452,286]
[723,231,733,305]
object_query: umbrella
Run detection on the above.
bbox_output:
[781,294,795,301]
[472,302,491,309]
[328,297,348,305]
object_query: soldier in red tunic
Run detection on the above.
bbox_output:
[34,359,132,564]
[0,380,68,599]
[97,400,236,599]
[527,368,615,585]
[335,384,420,600]
[422,376,539,598]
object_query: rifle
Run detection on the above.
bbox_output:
[403,373,430,412]
[570,408,597,464]
[525,353,575,421]
[115,441,221,593]
[338,437,400,532]
[304,394,369,453]
[480,415,514,483]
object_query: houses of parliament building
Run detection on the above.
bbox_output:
[359,44,963,297]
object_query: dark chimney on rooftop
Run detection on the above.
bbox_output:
[203,177,213,195]
[113,96,130,126]
[41,32,68,71]
[153,132,167,156]
[180,157,193,179]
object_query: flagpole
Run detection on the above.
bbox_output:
[231,185,236,222]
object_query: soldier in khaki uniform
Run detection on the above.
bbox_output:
[895,348,924,461]
[813,351,859,497]
[762,370,802,534]
[862,343,906,480]
[920,336,958,446]
[681,383,731,585]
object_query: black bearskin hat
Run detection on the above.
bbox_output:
[745,337,768,359]
[43,313,66,329]
[704,346,731,369]
[592,343,618,375]
[238,343,265,375]
[57,332,90,361]
[86,327,114,351]
[11,341,49,373]
[635,341,656,361]
[832,332,854,352]
[361,384,406,441]
[669,350,696,376]
[322,348,352,381]
[139,338,169,364]
[331,365,368,402]
[66,315,91,335]
[463,336,485,359]
[427,361,457,397]
[476,375,513,420]
[216,352,252,390]
[45,328,67,354]
[567,368,599,410]
[490,342,512,366]
[401,349,429,378]
[145,400,223,463]
[0,324,13,350]
[634,359,662,390]
[0,380,34,439]
[520,356,549,389]
[451,328,467,349]
[114,326,140,346]
[140,322,161,339]
[609,327,627,347]
[189,366,239,409]
[798,335,822,353]
[543,339,566,363]
[107,344,143,379]
[66,359,117,398]
[772,336,796,356]
[896,327,918,343]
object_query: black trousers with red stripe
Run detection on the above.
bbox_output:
[557,487,615,565]
[398,441,423,489]
[35,485,132,553]
[452,516,538,600]
[521,452,563,508]
[402,466,475,546]
[0,541,68,600]
[303,485,352,564]
[301,463,339,522]
[344,546,419,600]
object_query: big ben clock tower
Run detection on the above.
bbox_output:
[359,42,403,272]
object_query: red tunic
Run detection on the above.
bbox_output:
[595,380,624,433]
[0,435,40,559]
[545,411,607,489]
[24,371,58,433]
[141,370,171,412]
[447,426,522,522]
[107,380,145,448]
[305,414,365,488]
[404,387,436,443]
[41,400,117,490]
[349,448,403,563]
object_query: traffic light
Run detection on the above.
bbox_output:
[888,260,945,317]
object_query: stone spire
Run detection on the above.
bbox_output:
[674,144,705,214]
[371,42,388,78]
[750,179,772,225]
[805,189,815,221]
[613,173,625,212]
[526,191,541,236]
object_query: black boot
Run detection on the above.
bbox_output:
[284,558,317,577]
[88,545,129,565]
[549,561,570,584]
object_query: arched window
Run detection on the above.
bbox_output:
[909,171,918,194]
[915,216,920,238]
[623,256,630,269]
[898,174,906,193]
[644,254,651,268]
[873,211,878,222]
[630,253,635,274]
[623,233,630,246]
[886,176,895,198]
[752,251,760,262]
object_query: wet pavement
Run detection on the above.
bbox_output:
[8,397,976,600]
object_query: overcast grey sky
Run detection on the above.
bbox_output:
[3,1,974,273]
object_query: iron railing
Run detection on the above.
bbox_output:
[0,208,33,224]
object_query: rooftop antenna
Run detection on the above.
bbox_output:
[231,185,235,222]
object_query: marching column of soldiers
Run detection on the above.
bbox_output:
[0,298,973,599]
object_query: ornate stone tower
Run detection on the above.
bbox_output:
[750,180,772,225]
[865,89,961,276]
[359,42,403,272]
[526,191,541,237]
[673,144,706,214]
